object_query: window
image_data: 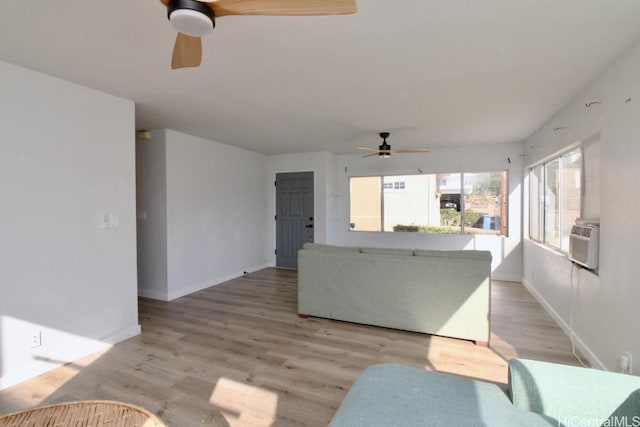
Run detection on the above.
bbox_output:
[349,171,508,235]
[528,148,582,252]
[545,158,560,247]
[383,180,406,191]
[529,165,543,241]
[383,175,435,232]
[463,171,508,236]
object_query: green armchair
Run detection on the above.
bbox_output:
[509,358,640,426]
[329,359,640,426]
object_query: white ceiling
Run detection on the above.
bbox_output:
[2,1,640,155]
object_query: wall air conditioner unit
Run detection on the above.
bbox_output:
[569,221,599,270]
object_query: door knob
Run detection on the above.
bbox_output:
[304,224,314,228]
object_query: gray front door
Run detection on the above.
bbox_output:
[276,172,314,269]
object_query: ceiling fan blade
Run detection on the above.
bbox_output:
[356,146,380,152]
[362,152,381,158]
[392,149,431,153]
[204,0,357,17]
[171,33,202,69]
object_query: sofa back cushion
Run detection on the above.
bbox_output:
[302,243,360,253]
[414,249,492,261]
[359,247,414,256]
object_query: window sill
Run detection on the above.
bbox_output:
[525,237,569,257]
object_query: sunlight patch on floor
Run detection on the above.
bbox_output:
[209,377,278,427]
[0,346,111,413]
[425,336,511,384]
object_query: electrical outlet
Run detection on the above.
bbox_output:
[30,330,42,348]
[620,351,633,373]
[623,351,633,374]
[100,213,110,229]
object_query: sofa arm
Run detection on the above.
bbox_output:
[330,363,556,427]
[508,358,640,423]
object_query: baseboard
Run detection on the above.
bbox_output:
[249,263,271,273]
[138,287,168,301]
[491,273,522,282]
[166,263,272,301]
[521,278,607,370]
[102,324,141,344]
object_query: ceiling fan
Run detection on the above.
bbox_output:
[357,132,431,158]
[160,0,357,69]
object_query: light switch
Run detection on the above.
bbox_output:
[109,213,119,228]
[100,213,110,229]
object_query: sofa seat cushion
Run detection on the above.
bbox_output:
[329,364,557,427]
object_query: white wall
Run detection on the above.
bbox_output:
[0,61,140,389]
[137,129,270,301]
[136,130,168,299]
[331,142,525,282]
[523,39,640,372]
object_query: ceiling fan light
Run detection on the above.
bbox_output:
[169,9,214,37]
[378,141,391,158]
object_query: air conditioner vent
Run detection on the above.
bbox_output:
[569,223,599,270]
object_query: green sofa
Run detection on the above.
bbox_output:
[329,360,640,426]
[298,243,492,345]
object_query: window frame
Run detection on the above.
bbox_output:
[528,164,543,242]
[348,170,509,236]
[528,147,583,253]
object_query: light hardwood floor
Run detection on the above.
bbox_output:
[0,268,583,426]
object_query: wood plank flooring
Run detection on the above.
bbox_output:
[0,268,583,426]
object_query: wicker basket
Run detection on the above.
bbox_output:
[0,400,168,427]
